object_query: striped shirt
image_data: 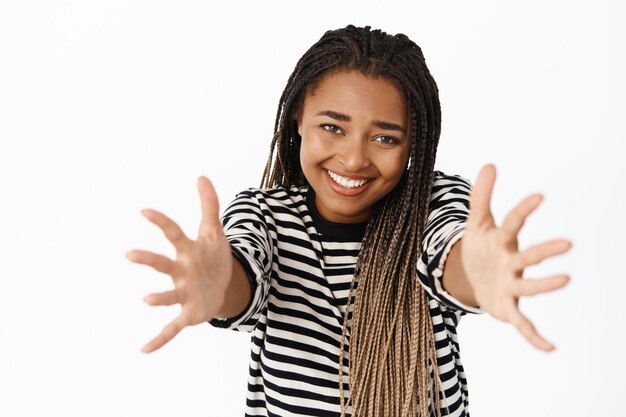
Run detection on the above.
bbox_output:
[210,170,484,417]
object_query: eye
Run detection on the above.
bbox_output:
[375,135,399,145]
[320,124,342,134]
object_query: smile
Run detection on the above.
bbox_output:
[325,169,373,196]
[327,170,370,188]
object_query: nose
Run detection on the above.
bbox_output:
[338,136,370,172]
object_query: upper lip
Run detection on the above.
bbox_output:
[326,168,372,181]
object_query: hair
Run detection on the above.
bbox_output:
[261,25,445,416]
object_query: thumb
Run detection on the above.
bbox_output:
[197,176,222,236]
[467,163,496,229]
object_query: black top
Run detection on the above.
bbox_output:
[305,186,368,242]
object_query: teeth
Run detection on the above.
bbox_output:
[327,170,369,188]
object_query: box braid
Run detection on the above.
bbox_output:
[261,25,446,417]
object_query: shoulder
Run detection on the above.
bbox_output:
[227,185,310,214]
[428,170,472,211]
[431,169,472,198]
[432,169,472,189]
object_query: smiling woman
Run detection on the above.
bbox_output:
[297,71,411,223]
[128,24,574,417]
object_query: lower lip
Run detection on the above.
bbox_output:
[324,170,373,196]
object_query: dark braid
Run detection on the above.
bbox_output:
[261,25,445,416]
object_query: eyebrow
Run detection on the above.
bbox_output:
[316,110,407,135]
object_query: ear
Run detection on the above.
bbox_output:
[296,117,302,136]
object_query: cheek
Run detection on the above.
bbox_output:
[300,133,331,167]
[299,138,312,168]
[374,149,409,179]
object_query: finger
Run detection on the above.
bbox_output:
[499,193,544,241]
[126,249,177,275]
[143,289,179,307]
[198,176,222,238]
[140,315,187,353]
[126,249,175,273]
[467,164,496,230]
[513,274,570,297]
[141,209,192,253]
[514,239,573,270]
[508,307,555,351]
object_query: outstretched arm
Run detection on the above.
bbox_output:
[441,164,573,352]
[127,177,253,353]
[442,238,477,307]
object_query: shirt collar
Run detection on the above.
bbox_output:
[305,186,368,242]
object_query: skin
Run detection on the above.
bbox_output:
[297,70,411,223]
[126,177,249,353]
[444,164,572,351]
[126,70,573,354]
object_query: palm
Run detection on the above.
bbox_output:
[461,164,572,351]
[126,177,232,353]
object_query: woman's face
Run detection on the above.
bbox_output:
[297,70,411,224]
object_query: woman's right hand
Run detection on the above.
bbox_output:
[126,176,233,353]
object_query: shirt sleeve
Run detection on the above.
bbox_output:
[416,171,485,316]
[208,189,273,332]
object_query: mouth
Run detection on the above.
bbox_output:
[325,169,373,196]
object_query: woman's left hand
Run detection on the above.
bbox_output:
[461,164,572,351]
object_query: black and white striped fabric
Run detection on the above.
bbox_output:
[210,170,484,417]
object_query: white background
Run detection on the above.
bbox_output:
[1,1,624,416]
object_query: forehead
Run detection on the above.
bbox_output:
[302,71,408,122]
